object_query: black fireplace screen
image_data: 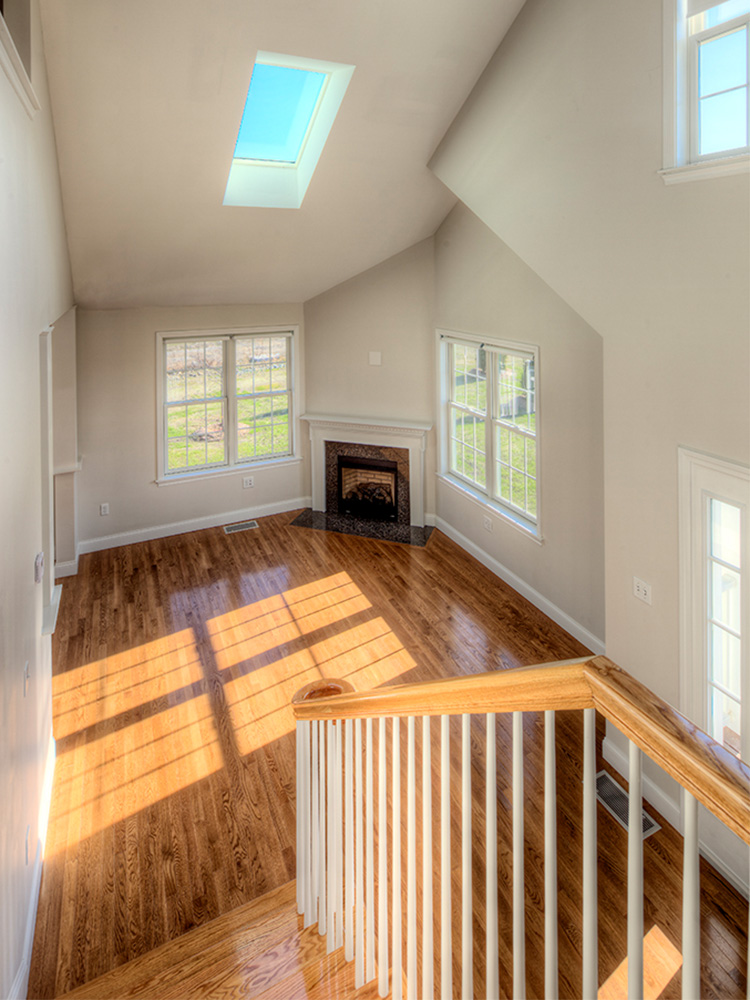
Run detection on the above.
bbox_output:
[337,455,398,521]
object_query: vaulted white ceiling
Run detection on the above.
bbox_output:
[39,0,525,308]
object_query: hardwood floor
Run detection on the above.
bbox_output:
[28,512,748,998]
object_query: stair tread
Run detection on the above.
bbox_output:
[57,880,395,1000]
[56,881,301,999]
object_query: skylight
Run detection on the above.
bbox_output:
[234,63,327,164]
[224,52,355,210]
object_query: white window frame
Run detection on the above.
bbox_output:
[661,0,750,183]
[155,325,301,484]
[437,330,541,541]
[679,447,750,760]
[0,1,39,118]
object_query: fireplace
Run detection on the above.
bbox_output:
[337,455,398,522]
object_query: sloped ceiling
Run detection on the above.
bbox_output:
[39,0,526,309]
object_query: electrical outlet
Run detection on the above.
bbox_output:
[242,476,254,489]
[633,576,652,605]
[100,502,110,516]
[23,661,29,697]
[483,515,493,532]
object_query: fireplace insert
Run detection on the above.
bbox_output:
[337,454,398,522]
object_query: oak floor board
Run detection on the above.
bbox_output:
[27,513,748,999]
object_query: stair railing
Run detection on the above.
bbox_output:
[292,655,750,999]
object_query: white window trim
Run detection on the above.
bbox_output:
[678,447,750,758]
[661,0,750,182]
[0,9,39,118]
[437,329,542,542]
[155,325,301,484]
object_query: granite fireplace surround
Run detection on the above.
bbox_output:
[293,414,433,546]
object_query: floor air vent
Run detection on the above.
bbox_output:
[596,770,661,839]
[223,520,259,534]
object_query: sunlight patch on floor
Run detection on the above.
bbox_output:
[52,629,202,739]
[47,692,222,849]
[213,576,415,756]
[598,925,683,999]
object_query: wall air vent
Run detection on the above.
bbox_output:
[596,770,661,839]
[223,520,258,534]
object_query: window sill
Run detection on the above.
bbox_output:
[659,154,750,185]
[437,473,543,544]
[155,455,302,487]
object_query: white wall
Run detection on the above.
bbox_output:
[76,304,309,548]
[434,204,605,645]
[0,1,74,995]
[304,238,437,513]
[429,0,750,704]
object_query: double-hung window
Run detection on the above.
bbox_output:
[158,328,296,479]
[440,333,539,534]
[663,0,750,179]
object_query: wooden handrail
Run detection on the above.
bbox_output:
[292,655,750,844]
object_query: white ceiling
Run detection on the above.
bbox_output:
[40,0,525,309]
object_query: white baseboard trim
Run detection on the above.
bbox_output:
[78,496,313,555]
[602,734,682,831]
[700,839,749,898]
[434,517,605,655]
[9,732,56,1000]
[602,733,748,896]
[55,557,79,579]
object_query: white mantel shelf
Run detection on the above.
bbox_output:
[301,413,432,435]
[301,413,432,527]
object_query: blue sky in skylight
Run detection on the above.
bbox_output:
[234,63,327,163]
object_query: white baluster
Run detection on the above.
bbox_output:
[336,720,344,949]
[441,715,453,1000]
[393,717,403,1000]
[682,790,700,1000]
[366,717,375,983]
[327,719,336,953]
[379,717,390,998]
[513,711,526,1000]
[356,719,365,987]
[423,715,434,1000]
[346,718,354,961]
[311,720,319,924]
[319,720,327,937]
[462,713,473,1000]
[304,721,314,927]
[407,716,417,1000]
[486,713,499,1000]
[582,709,598,1000]
[296,720,305,915]
[628,741,644,1000]
[545,710,558,1000]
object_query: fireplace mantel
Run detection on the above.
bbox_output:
[301,413,432,527]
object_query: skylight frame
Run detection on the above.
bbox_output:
[224,51,355,210]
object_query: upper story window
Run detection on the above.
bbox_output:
[690,0,749,159]
[439,332,540,537]
[662,0,750,181]
[156,328,298,481]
